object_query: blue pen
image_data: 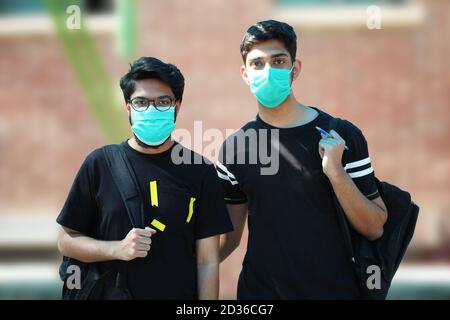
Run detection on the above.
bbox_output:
[315,126,350,151]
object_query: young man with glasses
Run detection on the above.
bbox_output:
[218,20,388,299]
[56,57,233,299]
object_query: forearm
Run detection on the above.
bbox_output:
[58,231,120,263]
[327,169,387,240]
[219,233,239,262]
[197,261,219,300]
[219,203,247,262]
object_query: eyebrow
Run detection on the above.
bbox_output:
[271,53,289,58]
[248,52,289,63]
[133,94,174,100]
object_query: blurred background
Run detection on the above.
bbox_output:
[0,0,449,300]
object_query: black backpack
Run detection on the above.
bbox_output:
[329,118,420,300]
[60,144,145,299]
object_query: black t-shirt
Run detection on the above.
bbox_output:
[57,140,233,299]
[217,107,379,299]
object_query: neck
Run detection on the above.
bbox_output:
[257,94,316,128]
[128,137,174,155]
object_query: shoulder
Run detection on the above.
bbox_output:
[337,119,364,142]
[225,118,259,142]
[79,144,126,177]
[318,108,365,142]
[216,118,258,163]
[84,144,120,165]
[68,145,112,186]
[81,146,106,167]
[311,107,369,149]
[241,117,259,131]
[220,117,259,149]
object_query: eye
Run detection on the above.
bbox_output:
[250,60,264,69]
[132,98,148,108]
[157,98,172,106]
[274,58,285,65]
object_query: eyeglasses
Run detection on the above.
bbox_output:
[129,96,176,112]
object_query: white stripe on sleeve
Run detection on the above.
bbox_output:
[348,167,374,178]
[216,161,236,179]
[344,157,371,170]
[216,170,239,185]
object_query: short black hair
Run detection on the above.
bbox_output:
[120,57,185,102]
[240,20,297,64]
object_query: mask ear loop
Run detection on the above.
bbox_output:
[173,102,178,122]
[289,65,295,83]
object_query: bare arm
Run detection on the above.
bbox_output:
[319,130,387,241]
[196,235,220,300]
[328,171,387,240]
[219,203,248,262]
[57,226,155,263]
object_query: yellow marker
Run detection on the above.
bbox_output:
[186,197,196,223]
[150,180,158,207]
[150,219,165,232]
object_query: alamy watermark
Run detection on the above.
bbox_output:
[366,264,382,290]
[65,264,81,290]
[170,121,280,176]
[66,5,81,30]
[367,5,382,30]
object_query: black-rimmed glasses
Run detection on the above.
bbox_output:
[129,96,176,112]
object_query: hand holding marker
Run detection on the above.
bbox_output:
[315,126,350,151]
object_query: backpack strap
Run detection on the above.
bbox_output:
[328,118,357,265]
[102,143,146,295]
[103,144,146,228]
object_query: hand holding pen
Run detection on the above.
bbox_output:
[315,126,349,151]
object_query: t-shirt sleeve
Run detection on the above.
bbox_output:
[216,138,248,205]
[343,126,380,200]
[56,154,99,235]
[194,164,234,240]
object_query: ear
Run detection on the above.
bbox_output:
[175,100,181,120]
[292,59,302,81]
[125,101,131,112]
[240,64,250,86]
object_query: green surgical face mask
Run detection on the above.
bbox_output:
[247,66,293,109]
[130,106,175,146]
